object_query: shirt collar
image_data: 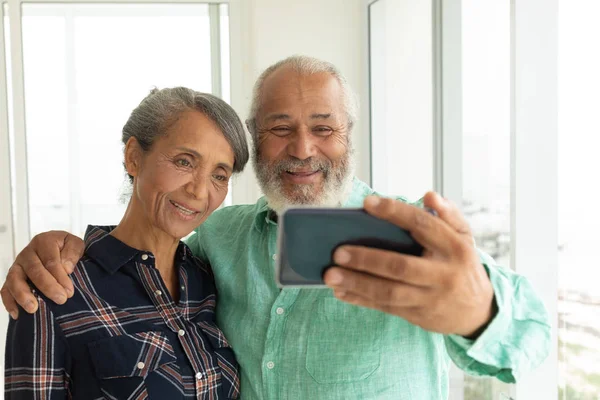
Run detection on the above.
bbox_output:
[252,177,375,233]
[252,197,275,233]
[83,225,193,275]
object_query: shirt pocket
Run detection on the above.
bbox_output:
[197,320,240,399]
[305,297,384,384]
[87,331,177,400]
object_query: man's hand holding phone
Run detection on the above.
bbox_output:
[323,192,496,339]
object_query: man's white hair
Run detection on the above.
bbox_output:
[245,55,359,142]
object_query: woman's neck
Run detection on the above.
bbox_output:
[110,199,181,300]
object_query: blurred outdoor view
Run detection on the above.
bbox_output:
[556,0,600,398]
[462,0,600,399]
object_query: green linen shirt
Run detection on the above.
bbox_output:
[186,178,550,400]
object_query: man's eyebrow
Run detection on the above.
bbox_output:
[310,113,332,120]
[265,113,291,122]
[176,147,233,172]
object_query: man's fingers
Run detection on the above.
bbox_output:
[363,196,464,256]
[31,232,62,271]
[33,235,74,296]
[59,233,85,274]
[5,264,39,314]
[47,261,75,297]
[1,284,20,319]
[324,267,427,307]
[422,192,472,238]
[20,257,67,305]
[333,246,444,287]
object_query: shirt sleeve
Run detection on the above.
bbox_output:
[4,295,71,399]
[444,248,551,383]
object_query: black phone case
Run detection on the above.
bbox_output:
[277,208,424,287]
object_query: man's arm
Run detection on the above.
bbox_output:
[1,231,84,318]
[323,191,551,380]
[445,255,550,382]
[5,294,71,399]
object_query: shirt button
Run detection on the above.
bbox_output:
[141,254,149,261]
[195,372,203,380]
[154,290,162,296]
[181,286,185,291]
[276,307,284,315]
[137,362,145,369]
[272,254,277,261]
[178,329,186,337]
[266,361,275,369]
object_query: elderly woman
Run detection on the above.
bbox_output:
[4,87,248,399]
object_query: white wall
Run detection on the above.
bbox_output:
[230,0,368,205]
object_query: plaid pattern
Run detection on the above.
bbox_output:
[5,226,239,400]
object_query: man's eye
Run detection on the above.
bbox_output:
[176,159,192,167]
[271,126,292,136]
[313,126,333,134]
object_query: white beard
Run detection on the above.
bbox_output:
[253,149,356,215]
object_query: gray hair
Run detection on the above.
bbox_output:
[122,87,249,183]
[246,55,359,142]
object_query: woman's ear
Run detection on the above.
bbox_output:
[124,137,143,179]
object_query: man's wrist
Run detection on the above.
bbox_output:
[462,294,498,340]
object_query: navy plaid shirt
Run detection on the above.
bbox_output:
[5,225,240,399]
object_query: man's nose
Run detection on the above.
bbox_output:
[286,128,318,160]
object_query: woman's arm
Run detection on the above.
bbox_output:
[5,294,71,399]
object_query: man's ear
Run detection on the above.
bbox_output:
[124,137,143,179]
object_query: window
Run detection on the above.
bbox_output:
[0,2,230,395]
[3,3,230,239]
[558,0,600,398]
[369,0,434,201]
[461,1,513,398]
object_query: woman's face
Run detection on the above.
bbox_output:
[126,110,235,239]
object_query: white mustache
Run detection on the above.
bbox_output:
[272,158,331,175]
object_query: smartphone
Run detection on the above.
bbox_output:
[275,207,424,288]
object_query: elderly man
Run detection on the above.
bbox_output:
[2,56,549,399]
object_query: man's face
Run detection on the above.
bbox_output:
[253,66,354,212]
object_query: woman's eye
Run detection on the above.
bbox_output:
[213,174,229,182]
[176,158,192,167]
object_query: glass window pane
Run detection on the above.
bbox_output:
[220,3,230,105]
[3,3,16,233]
[462,0,513,398]
[558,0,600,398]
[219,3,233,207]
[369,0,434,201]
[1,1,14,393]
[20,4,213,238]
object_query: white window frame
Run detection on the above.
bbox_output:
[0,2,15,267]
[1,0,250,253]
[510,0,558,397]
[366,0,559,397]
